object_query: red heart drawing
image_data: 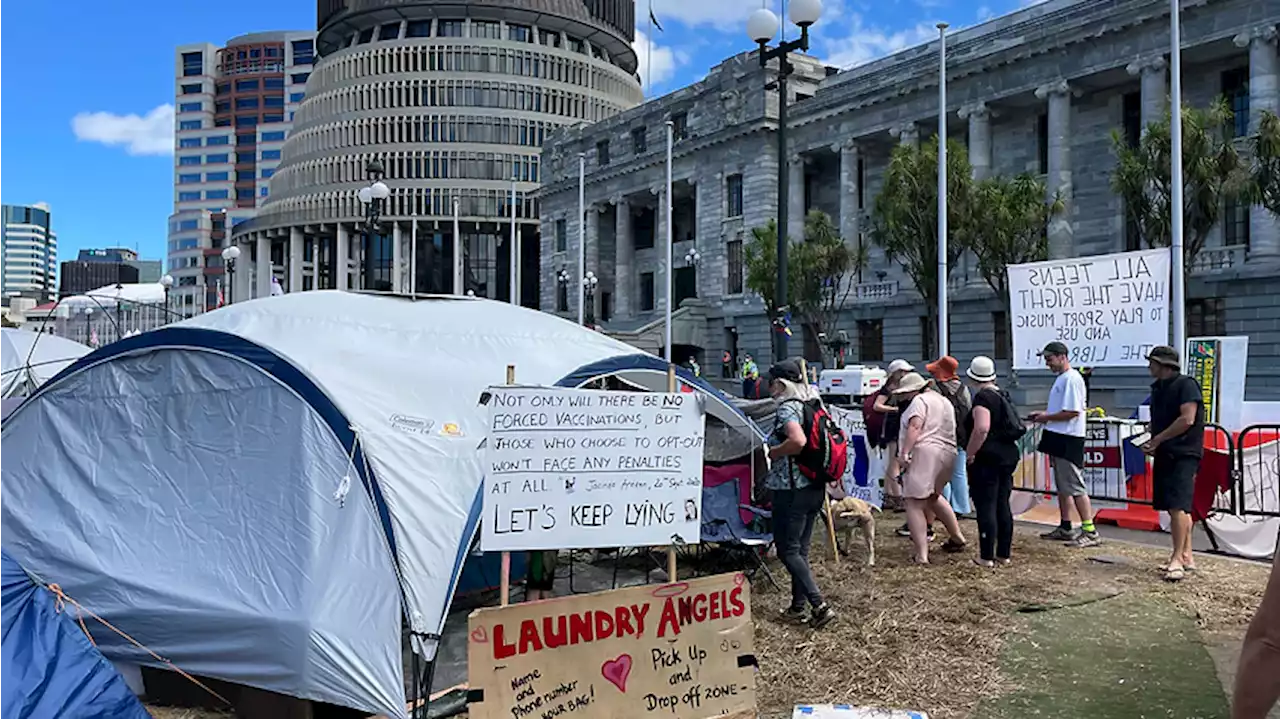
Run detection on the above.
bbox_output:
[734,573,746,587]
[601,654,633,693]
[470,626,488,644]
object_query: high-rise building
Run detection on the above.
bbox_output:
[168,30,317,315]
[59,248,162,297]
[1,203,58,306]
[229,0,642,304]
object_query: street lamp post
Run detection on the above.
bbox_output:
[357,159,391,291]
[581,271,599,327]
[747,0,823,362]
[221,246,240,305]
[160,274,174,317]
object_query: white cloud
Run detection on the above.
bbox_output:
[977,5,995,21]
[820,13,937,69]
[634,29,689,93]
[647,0,759,32]
[71,104,174,156]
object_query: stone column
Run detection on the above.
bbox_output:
[651,184,666,313]
[586,203,601,318]
[336,224,350,290]
[392,221,404,294]
[288,227,303,293]
[889,122,919,147]
[613,195,633,318]
[959,102,995,286]
[256,234,272,299]
[1236,25,1280,261]
[234,240,251,302]
[834,139,861,248]
[1036,80,1074,259]
[787,154,805,241]
[1126,56,1168,133]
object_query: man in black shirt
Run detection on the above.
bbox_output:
[1140,345,1205,582]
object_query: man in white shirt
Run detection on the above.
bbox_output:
[1028,341,1100,547]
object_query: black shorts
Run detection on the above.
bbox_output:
[1152,453,1199,513]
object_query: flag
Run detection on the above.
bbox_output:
[216,281,225,308]
[89,327,99,348]
[271,276,285,296]
[649,4,663,32]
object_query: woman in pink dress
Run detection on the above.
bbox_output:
[894,372,968,564]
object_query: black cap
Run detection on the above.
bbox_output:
[768,359,804,383]
[1039,341,1069,357]
[1147,345,1180,368]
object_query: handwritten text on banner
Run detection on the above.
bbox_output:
[481,386,707,552]
[467,573,756,719]
[1006,248,1171,370]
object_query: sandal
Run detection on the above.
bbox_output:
[1164,566,1186,582]
[942,538,967,554]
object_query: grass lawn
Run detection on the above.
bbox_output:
[975,592,1229,719]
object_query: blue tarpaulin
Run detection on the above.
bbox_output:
[1,548,150,719]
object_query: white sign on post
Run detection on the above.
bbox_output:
[480,386,707,552]
[1006,248,1171,370]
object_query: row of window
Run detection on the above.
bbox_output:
[593,114,691,167]
[310,44,638,105]
[176,131,285,149]
[298,78,625,127]
[286,115,557,159]
[269,150,540,195]
[178,150,285,167]
[178,166,276,184]
[178,188,268,203]
[258,186,541,224]
[181,115,290,131]
[212,74,309,94]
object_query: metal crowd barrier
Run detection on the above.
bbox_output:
[1234,424,1280,519]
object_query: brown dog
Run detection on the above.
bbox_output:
[821,496,879,566]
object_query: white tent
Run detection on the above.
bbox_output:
[0,292,654,718]
[57,282,167,309]
[0,328,91,398]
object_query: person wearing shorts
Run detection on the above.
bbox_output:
[1140,345,1204,582]
[1029,342,1100,548]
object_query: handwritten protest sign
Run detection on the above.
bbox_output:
[827,406,885,508]
[1006,248,1170,370]
[467,572,756,719]
[481,386,707,552]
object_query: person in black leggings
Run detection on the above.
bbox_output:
[961,356,1022,567]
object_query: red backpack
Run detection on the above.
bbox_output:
[786,399,849,487]
[862,393,887,448]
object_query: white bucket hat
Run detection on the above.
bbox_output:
[891,372,928,394]
[967,356,998,383]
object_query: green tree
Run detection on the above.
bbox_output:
[964,173,1063,301]
[1251,110,1280,219]
[869,136,973,357]
[1110,98,1251,268]
[743,210,865,359]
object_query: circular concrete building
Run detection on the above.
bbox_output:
[230,0,642,303]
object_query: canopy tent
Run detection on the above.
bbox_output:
[0,292,657,718]
[56,282,167,310]
[1,328,92,398]
[1,548,151,719]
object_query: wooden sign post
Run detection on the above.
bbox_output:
[500,363,515,606]
[666,363,679,583]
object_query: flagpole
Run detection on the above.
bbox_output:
[577,152,586,326]
[646,0,653,94]
[936,22,950,357]
[452,198,462,295]
[410,212,417,296]
[1169,0,1186,355]
[509,176,519,305]
[664,119,674,363]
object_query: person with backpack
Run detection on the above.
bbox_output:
[927,356,973,517]
[869,359,913,514]
[893,372,968,564]
[962,356,1026,567]
[765,358,840,630]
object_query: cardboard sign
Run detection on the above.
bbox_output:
[467,573,756,719]
[481,386,707,552]
[1006,248,1170,370]
[1186,338,1221,425]
[827,406,886,508]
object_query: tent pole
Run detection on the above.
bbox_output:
[500,364,516,606]
[666,364,679,582]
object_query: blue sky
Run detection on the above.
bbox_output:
[1,0,1037,269]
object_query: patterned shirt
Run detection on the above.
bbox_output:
[765,400,809,491]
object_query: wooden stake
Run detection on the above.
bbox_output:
[500,364,515,606]
[666,363,679,583]
[798,358,840,564]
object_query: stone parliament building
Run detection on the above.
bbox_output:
[535,0,1280,406]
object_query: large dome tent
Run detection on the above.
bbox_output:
[1,327,91,399]
[0,291,667,718]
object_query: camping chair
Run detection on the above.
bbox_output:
[695,461,781,590]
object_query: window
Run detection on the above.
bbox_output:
[857,320,884,362]
[236,152,255,163]
[235,170,254,181]
[206,189,230,200]
[261,130,286,142]
[1222,68,1249,138]
[379,23,400,40]
[215,118,230,127]
[289,92,305,103]
[555,218,567,252]
[992,311,1010,360]
[596,139,610,166]
[264,113,284,123]
[181,51,203,77]
[857,157,866,209]
[631,127,647,154]
[292,39,314,64]
[179,120,202,131]
[261,149,281,160]
[556,280,569,312]
[178,102,202,113]
[216,101,231,113]
[236,134,255,146]
[206,171,229,181]
[671,112,688,141]
[264,95,284,107]
[358,27,374,44]
[726,237,743,294]
[177,219,199,231]
[508,24,532,42]
[291,72,310,85]
[438,21,463,37]
[261,168,275,178]
[1122,91,1142,148]
[179,191,201,202]
[206,135,229,146]
[236,188,255,200]
[726,173,744,218]
[539,29,561,47]
[1187,298,1225,337]
[473,21,501,39]
[406,20,432,38]
[235,79,259,92]
[179,138,202,148]
[1036,113,1049,175]
[179,155,201,166]
[1223,197,1250,248]
[215,82,230,94]
[206,154,229,164]
[261,187,269,197]
[235,115,258,127]
[235,97,259,109]
[264,77,285,89]
[640,272,656,311]
[181,83,202,95]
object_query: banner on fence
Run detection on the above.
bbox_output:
[1185,339,1221,425]
[466,573,757,719]
[1006,248,1170,370]
[827,406,885,509]
[480,386,707,552]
